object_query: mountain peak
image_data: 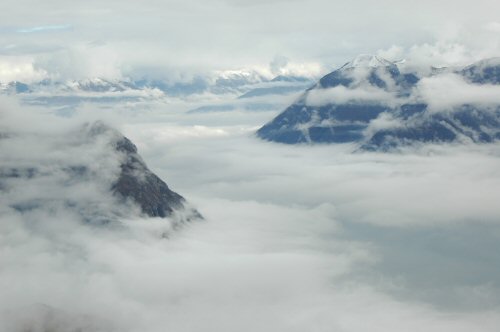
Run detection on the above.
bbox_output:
[257,55,500,149]
[341,54,394,69]
[461,57,500,84]
[468,57,500,68]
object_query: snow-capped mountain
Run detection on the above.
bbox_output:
[0,70,284,97]
[210,69,269,94]
[257,55,500,150]
[114,70,269,97]
[341,54,395,69]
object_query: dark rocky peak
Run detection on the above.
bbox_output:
[115,135,138,154]
[82,121,202,220]
[1,121,201,224]
[460,57,500,84]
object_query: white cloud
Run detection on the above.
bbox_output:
[484,21,500,33]
[34,44,123,81]
[268,56,323,78]
[1,92,500,331]
[363,112,403,138]
[415,73,500,111]
[0,56,47,83]
[305,85,398,107]
[376,45,405,62]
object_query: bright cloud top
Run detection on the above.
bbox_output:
[416,73,500,111]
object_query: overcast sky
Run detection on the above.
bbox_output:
[1,0,500,81]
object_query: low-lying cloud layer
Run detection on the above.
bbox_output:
[1,93,500,331]
[306,85,398,107]
[415,73,500,111]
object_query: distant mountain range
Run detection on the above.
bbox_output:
[0,71,313,99]
[257,55,500,150]
[0,71,314,117]
[188,75,313,114]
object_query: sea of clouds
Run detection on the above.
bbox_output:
[1,90,500,331]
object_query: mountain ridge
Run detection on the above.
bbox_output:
[256,55,500,150]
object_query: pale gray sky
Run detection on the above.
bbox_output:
[1,0,500,80]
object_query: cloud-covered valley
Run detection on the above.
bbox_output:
[1,93,500,331]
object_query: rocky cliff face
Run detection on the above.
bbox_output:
[111,131,201,220]
[0,121,201,224]
[80,121,202,221]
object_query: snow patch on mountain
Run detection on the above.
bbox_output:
[341,54,396,69]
